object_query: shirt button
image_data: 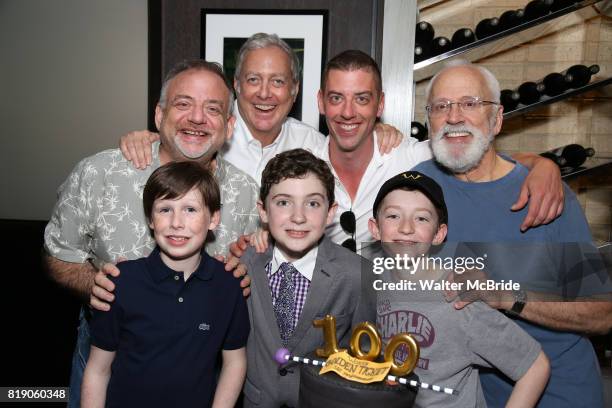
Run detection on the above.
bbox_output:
[174,275,179,281]
[178,297,184,303]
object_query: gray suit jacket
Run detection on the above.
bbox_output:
[242,236,375,407]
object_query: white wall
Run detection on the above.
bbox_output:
[0,0,148,220]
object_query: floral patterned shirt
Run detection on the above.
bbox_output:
[44,141,259,263]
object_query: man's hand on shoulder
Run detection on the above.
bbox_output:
[511,154,564,231]
[228,234,251,260]
[374,123,404,155]
[217,235,253,298]
[90,262,121,312]
[119,130,159,170]
[249,229,270,254]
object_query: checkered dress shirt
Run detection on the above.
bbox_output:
[266,262,310,330]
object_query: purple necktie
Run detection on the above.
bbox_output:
[274,262,296,346]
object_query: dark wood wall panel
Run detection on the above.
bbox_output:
[160,0,383,78]
[148,0,383,129]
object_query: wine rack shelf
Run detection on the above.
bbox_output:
[412,0,610,181]
[414,0,604,82]
[503,77,612,119]
[561,157,612,179]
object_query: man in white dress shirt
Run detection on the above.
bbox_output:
[221,33,326,183]
[315,50,432,248]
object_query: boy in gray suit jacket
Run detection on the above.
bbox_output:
[240,148,374,407]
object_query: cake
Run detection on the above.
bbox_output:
[298,352,419,408]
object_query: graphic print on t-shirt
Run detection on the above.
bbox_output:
[377,298,434,370]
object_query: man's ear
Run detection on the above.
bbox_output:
[376,91,385,118]
[368,217,382,240]
[317,89,325,115]
[154,104,164,131]
[292,80,300,102]
[226,114,236,141]
[432,223,448,245]
[492,105,503,136]
[208,210,221,231]
[325,202,338,226]
[257,200,268,225]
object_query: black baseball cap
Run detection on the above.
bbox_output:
[372,171,448,224]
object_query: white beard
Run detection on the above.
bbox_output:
[431,124,493,173]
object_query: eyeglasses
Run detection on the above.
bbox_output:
[426,96,499,117]
[340,210,356,253]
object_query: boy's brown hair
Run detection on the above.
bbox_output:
[143,161,221,221]
[259,149,335,209]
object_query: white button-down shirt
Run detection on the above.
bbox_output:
[320,132,433,248]
[268,245,317,328]
[270,245,318,282]
[221,102,326,185]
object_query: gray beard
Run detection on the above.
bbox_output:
[430,124,493,174]
[175,137,213,160]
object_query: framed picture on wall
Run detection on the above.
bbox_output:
[201,9,328,130]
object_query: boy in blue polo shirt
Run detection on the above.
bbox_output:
[81,161,248,408]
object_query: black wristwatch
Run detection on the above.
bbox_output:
[507,289,527,317]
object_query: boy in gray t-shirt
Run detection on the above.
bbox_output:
[366,171,550,408]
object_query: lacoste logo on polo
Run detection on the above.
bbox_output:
[198,323,210,331]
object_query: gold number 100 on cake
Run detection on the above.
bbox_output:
[314,315,420,376]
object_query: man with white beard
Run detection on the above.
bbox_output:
[413,60,612,407]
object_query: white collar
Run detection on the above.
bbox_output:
[320,130,384,168]
[270,245,318,281]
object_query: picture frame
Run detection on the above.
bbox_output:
[201,9,328,130]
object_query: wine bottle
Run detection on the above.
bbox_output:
[550,0,576,12]
[475,17,501,39]
[415,21,435,45]
[540,151,566,167]
[451,28,476,48]
[565,64,600,88]
[540,72,572,96]
[414,43,430,63]
[410,121,429,142]
[524,0,554,21]
[517,81,544,105]
[541,144,595,168]
[430,36,452,56]
[500,89,520,111]
[499,9,525,31]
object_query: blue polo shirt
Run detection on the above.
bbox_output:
[90,247,249,408]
